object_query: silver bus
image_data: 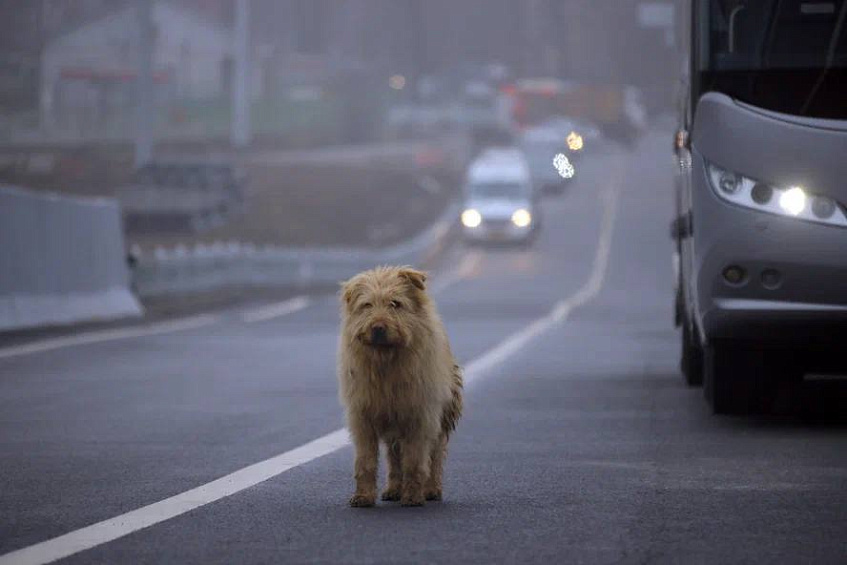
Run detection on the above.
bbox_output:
[673,0,847,413]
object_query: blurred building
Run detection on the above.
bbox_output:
[0,0,681,141]
[245,0,680,106]
[39,1,233,131]
[0,0,115,115]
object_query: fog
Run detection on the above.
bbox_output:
[0,0,678,254]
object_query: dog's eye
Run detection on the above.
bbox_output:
[361,302,372,309]
[390,300,402,309]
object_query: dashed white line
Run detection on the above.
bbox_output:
[0,163,623,565]
[0,315,219,361]
[240,296,312,323]
[1,252,465,362]
[429,251,482,295]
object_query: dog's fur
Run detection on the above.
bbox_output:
[338,266,463,507]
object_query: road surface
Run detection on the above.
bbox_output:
[1,128,845,564]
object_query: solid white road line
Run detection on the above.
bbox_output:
[465,165,622,385]
[0,315,219,361]
[0,163,623,565]
[240,296,312,323]
[0,430,351,565]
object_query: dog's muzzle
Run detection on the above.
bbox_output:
[370,325,388,346]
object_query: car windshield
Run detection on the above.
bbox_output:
[697,0,847,117]
[467,181,527,199]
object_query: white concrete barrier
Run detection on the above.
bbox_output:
[0,185,142,331]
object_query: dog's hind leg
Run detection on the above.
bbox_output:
[381,440,403,501]
[349,424,379,507]
[425,434,447,501]
[400,436,430,507]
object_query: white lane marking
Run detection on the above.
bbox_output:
[465,167,621,384]
[0,315,219,361]
[0,163,623,565]
[0,430,350,565]
[429,251,482,295]
[240,296,312,323]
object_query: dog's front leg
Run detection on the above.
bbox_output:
[400,436,430,507]
[425,434,447,501]
[381,440,403,501]
[350,424,378,507]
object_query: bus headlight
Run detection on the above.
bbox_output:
[706,162,847,227]
[778,187,806,216]
[511,209,532,228]
[461,209,482,228]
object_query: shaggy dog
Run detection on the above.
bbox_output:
[338,266,462,507]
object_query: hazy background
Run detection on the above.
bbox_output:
[0,0,683,307]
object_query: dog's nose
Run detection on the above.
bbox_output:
[370,325,387,344]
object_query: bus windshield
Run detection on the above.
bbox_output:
[697,0,847,118]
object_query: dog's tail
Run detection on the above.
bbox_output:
[441,364,463,437]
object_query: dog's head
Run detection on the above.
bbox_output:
[340,266,430,351]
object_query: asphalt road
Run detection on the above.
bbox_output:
[1,128,846,564]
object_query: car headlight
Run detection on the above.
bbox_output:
[461,209,482,228]
[567,131,584,151]
[511,208,532,228]
[706,162,847,227]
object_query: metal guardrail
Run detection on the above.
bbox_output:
[0,185,142,331]
[119,162,246,233]
[131,201,460,297]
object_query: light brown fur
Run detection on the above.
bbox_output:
[338,266,463,507]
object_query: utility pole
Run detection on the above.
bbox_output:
[231,0,251,148]
[135,0,154,167]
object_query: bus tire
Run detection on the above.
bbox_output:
[703,341,767,415]
[680,322,703,387]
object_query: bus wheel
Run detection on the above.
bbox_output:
[680,322,703,387]
[703,341,767,415]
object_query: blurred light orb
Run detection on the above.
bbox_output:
[511,208,532,228]
[461,208,482,228]
[553,153,575,179]
[389,74,406,90]
[779,186,806,216]
[566,131,584,151]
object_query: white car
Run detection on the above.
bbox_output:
[460,148,540,245]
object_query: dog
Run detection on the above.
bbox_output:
[338,266,462,507]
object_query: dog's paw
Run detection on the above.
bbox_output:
[381,488,402,502]
[424,490,442,501]
[400,495,426,507]
[349,494,376,508]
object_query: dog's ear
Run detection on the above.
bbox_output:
[398,267,427,291]
[340,277,360,305]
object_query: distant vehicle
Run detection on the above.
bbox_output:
[519,115,596,194]
[673,0,847,414]
[460,147,540,245]
[507,78,640,144]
